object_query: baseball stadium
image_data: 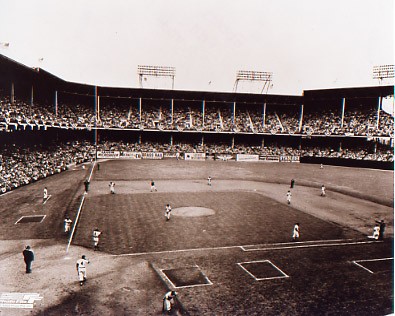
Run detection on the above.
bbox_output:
[0,50,393,315]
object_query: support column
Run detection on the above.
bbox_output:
[231,136,235,148]
[94,86,98,160]
[377,96,382,129]
[11,82,14,104]
[263,102,266,128]
[299,104,304,132]
[341,98,346,128]
[202,100,205,127]
[139,98,142,126]
[54,91,58,116]
[171,99,174,126]
[31,85,34,106]
[233,102,236,125]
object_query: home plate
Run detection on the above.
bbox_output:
[172,207,215,217]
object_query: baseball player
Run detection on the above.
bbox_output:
[321,185,326,197]
[64,216,72,233]
[43,187,48,203]
[109,182,115,194]
[372,224,380,240]
[92,228,101,250]
[207,176,212,186]
[150,180,157,192]
[162,290,177,314]
[286,190,292,204]
[76,255,90,286]
[165,204,172,221]
[292,223,300,241]
[375,219,386,240]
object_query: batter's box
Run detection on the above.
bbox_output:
[15,215,46,224]
[238,260,289,281]
[352,258,394,274]
[160,266,213,289]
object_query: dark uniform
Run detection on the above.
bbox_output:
[376,220,386,240]
[22,246,34,273]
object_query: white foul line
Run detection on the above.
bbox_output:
[66,161,95,253]
[241,240,381,252]
[352,257,394,274]
[352,261,374,274]
[106,239,380,258]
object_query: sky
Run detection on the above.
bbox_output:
[0,0,394,96]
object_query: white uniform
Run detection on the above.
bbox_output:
[150,181,157,192]
[373,225,380,240]
[321,185,326,197]
[76,257,90,284]
[165,205,172,221]
[109,182,115,194]
[43,188,48,202]
[162,291,177,312]
[93,229,101,248]
[207,177,212,186]
[287,191,292,204]
[292,224,299,240]
[64,218,72,232]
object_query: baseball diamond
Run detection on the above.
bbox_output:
[0,159,392,315]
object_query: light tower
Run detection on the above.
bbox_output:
[137,65,176,89]
[233,70,273,94]
[373,65,394,84]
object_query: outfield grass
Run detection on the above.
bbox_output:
[0,160,393,315]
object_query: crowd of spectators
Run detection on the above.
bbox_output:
[0,141,94,193]
[1,96,393,137]
[0,138,392,194]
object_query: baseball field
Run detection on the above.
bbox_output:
[0,159,393,315]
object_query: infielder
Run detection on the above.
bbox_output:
[93,228,101,250]
[109,182,115,194]
[321,185,326,197]
[64,217,72,233]
[76,255,90,286]
[165,204,172,221]
[207,176,212,186]
[286,190,292,205]
[292,223,300,241]
[162,290,177,314]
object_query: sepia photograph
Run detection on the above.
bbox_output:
[0,0,393,315]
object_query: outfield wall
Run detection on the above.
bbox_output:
[300,156,394,170]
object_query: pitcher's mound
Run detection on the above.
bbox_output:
[172,207,215,217]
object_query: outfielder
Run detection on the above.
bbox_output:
[76,255,90,286]
[162,290,177,314]
[321,185,326,197]
[292,223,300,241]
[150,180,157,192]
[165,204,172,221]
[109,182,115,194]
[64,217,72,233]
[286,190,292,205]
[93,228,101,250]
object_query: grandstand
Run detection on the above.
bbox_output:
[0,54,393,315]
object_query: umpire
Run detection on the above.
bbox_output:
[22,245,34,273]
